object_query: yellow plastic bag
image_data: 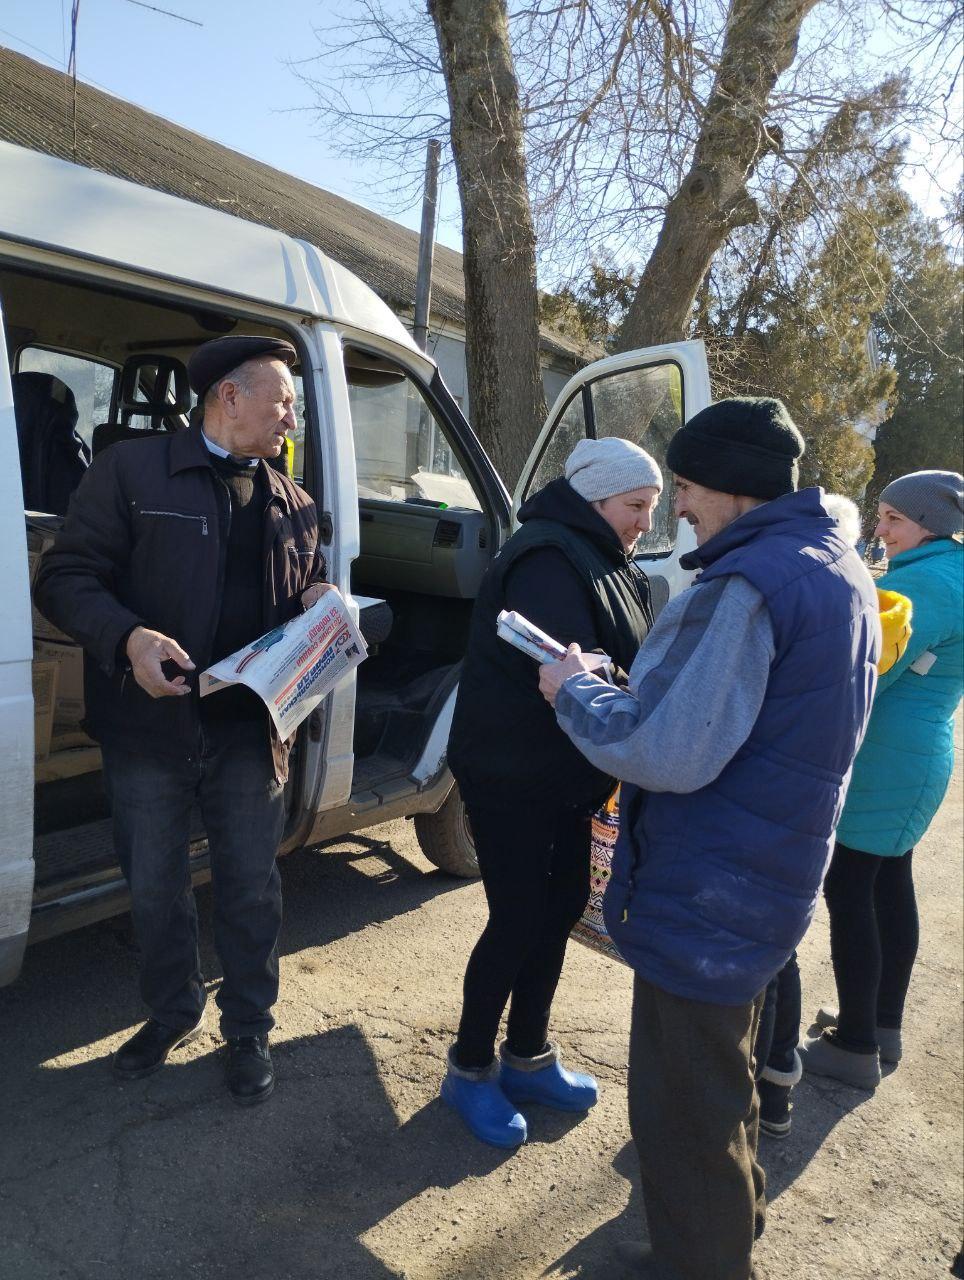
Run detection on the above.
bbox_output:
[877,588,912,675]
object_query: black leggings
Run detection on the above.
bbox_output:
[823,841,919,1053]
[454,800,592,1069]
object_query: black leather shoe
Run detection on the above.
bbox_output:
[226,1035,274,1106]
[113,1017,204,1080]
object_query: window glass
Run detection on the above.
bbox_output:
[589,362,682,555]
[18,348,116,450]
[288,376,307,481]
[346,365,481,511]
[525,391,587,498]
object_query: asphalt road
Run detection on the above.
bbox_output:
[1,737,961,1280]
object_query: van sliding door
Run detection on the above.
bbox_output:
[0,298,37,986]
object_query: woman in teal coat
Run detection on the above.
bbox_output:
[801,470,963,1089]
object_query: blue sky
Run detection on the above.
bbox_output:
[0,0,466,251]
[2,1,959,269]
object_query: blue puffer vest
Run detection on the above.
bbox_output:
[603,489,881,1005]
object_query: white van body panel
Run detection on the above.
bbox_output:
[294,322,362,814]
[0,142,434,380]
[0,303,36,983]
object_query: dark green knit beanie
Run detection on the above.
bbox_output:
[666,397,805,500]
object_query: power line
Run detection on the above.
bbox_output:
[123,0,203,26]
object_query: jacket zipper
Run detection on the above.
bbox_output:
[140,509,209,535]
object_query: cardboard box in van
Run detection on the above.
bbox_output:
[26,514,74,643]
[33,639,85,727]
[32,659,58,761]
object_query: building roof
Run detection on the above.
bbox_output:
[0,46,585,365]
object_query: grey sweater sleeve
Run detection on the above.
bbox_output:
[554,574,775,793]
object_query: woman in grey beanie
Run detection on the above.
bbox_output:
[800,469,963,1088]
[442,437,661,1147]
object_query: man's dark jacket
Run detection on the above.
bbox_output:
[448,477,653,811]
[34,424,325,782]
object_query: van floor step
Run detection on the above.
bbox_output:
[33,813,207,895]
[350,753,411,797]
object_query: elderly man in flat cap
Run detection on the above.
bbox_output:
[36,335,328,1105]
[539,398,882,1280]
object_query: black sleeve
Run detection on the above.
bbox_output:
[503,547,603,653]
[33,449,144,675]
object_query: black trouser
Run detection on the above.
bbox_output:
[454,800,592,1069]
[628,975,766,1280]
[823,841,919,1052]
[102,718,285,1039]
[754,951,801,1077]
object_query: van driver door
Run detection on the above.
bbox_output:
[514,339,712,615]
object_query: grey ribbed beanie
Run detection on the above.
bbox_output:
[879,470,963,538]
[564,437,663,503]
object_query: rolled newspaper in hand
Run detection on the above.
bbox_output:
[496,609,568,664]
[496,610,612,680]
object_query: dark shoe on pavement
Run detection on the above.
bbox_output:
[758,1048,801,1138]
[758,1079,792,1138]
[113,1016,204,1080]
[226,1035,274,1106]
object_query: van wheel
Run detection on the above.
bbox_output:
[414,788,479,878]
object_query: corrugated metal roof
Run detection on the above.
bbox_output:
[0,46,586,364]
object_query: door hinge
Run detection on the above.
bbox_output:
[319,511,334,544]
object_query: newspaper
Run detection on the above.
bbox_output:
[496,609,612,676]
[200,589,367,737]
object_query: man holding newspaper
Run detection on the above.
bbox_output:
[35,335,330,1106]
[539,398,881,1280]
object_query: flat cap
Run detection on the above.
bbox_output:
[187,335,297,399]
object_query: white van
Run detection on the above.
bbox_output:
[0,141,711,987]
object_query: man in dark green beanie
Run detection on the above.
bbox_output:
[540,396,881,1280]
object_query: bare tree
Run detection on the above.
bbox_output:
[615,0,821,349]
[295,0,962,478]
[427,0,547,485]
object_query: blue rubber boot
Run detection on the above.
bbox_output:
[440,1049,527,1149]
[499,1042,599,1112]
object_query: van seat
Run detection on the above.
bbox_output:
[92,354,191,455]
[12,372,89,516]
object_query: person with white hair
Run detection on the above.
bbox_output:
[441,436,662,1148]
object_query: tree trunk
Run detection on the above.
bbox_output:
[615,0,820,353]
[429,0,547,486]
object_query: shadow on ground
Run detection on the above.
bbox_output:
[2,831,467,1064]
[1,1020,524,1279]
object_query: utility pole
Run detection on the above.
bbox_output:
[413,139,441,352]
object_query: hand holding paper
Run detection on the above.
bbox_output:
[200,589,366,737]
[539,643,606,707]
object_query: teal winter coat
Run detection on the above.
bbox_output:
[836,539,963,856]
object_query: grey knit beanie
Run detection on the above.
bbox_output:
[564,437,663,503]
[879,470,964,538]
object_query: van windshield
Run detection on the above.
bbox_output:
[345,352,481,512]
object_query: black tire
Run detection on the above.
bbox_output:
[414,786,479,878]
